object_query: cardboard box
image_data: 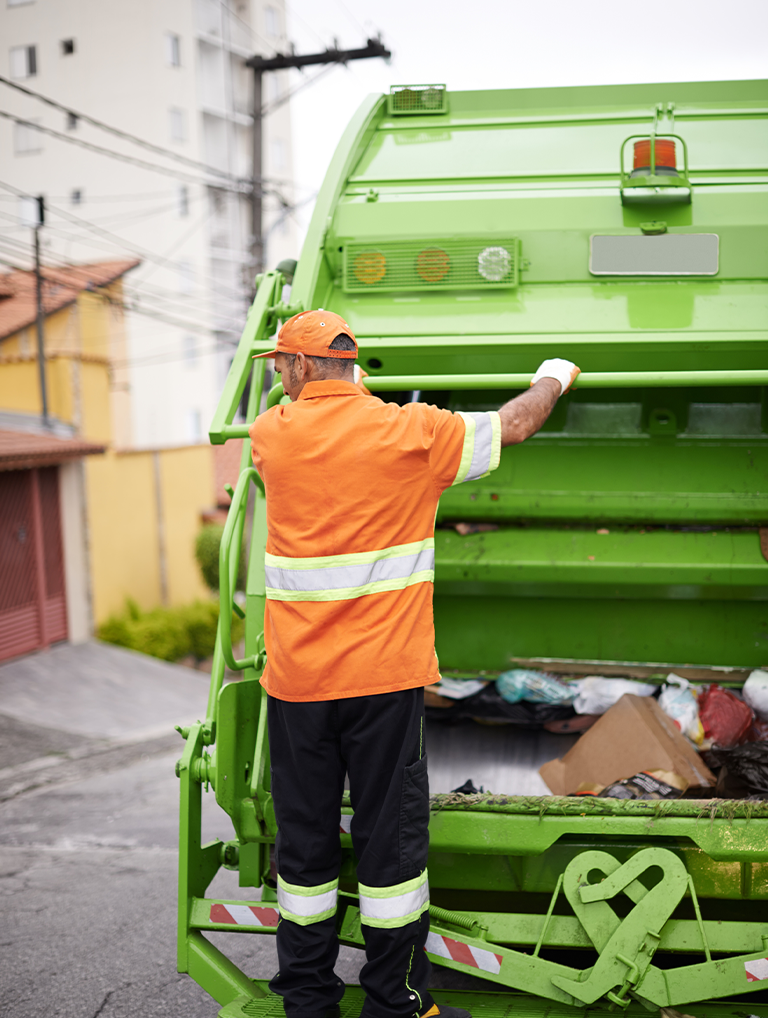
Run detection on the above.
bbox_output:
[539,694,715,796]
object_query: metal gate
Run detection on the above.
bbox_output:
[0,467,68,662]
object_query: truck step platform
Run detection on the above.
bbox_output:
[218,985,768,1018]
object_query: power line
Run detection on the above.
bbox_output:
[262,63,336,116]
[0,73,261,190]
[0,109,258,195]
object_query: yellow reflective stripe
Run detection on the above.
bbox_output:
[358,870,430,929]
[265,538,433,572]
[452,412,476,486]
[266,570,434,603]
[277,875,338,926]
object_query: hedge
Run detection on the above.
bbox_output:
[97,599,244,663]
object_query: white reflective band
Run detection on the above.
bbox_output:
[358,871,430,929]
[453,411,502,485]
[277,876,338,926]
[265,539,435,602]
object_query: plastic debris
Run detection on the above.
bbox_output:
[451,779,483,794]
[572,677,657,715]
[428,677,487,700]
[659,674,704,745]
[698,684,754,748]
[496,668,575,705]
[597,770,687,800]
[743,669,768,721]
[705,742,768,798]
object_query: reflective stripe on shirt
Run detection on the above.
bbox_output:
[265,538,435,602]
[358,870,430,929]
[277,875,338,925]
[453,411,502,485]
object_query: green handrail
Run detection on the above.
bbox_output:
[364,369,768,391]
[218,467,261,671]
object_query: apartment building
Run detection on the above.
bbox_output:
[0,0,297,448]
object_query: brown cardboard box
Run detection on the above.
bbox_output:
[539,693,715,796]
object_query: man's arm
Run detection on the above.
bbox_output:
[499,359,580,447]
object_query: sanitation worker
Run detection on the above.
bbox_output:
[249,309,579,1018]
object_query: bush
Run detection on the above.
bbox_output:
[195,525,247,593]
[97,599,244,663]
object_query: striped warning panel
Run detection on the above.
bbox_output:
[210,903,280,927]
[339,814,352,834]
[745,957,768,982]
[425,931,503,975]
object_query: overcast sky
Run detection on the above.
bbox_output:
[279,0,767,247]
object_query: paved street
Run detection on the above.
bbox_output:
[0,641,562,1017]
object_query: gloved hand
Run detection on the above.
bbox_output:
[530,358,580,396]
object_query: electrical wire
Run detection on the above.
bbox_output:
[0,73,268,189]
[0,109,262,195]
[262,63,337,116]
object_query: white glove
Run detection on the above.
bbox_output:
[530,358,580,396]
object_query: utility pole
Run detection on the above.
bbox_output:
[246,37,391,281]
[32,195,49,427]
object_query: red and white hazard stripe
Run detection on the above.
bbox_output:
[425,931,502,975]
[339,814,352,834]
[745,957,768,982]
[209,903,279,927]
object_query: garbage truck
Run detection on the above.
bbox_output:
[175,78,768,1018]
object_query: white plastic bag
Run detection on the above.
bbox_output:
[496,669,575,705]
[573,677,657,715]
[659,673,704,745]
[743,669,768,721]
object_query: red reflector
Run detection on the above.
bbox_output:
[633,138,676,170]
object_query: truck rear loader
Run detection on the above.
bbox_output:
[175,78,768,1018]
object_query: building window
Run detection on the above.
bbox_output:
[10,44,36,78]
[185,409,202,443]
[165,32,181,67]
[271,137,285,172]
[183,335,197,368]
[265,6,279,37]
[177,184,189,217]
[66,111,78,130]
[169,107,186,142]
[177,261,195,294]
[60,38,75,56]
[71,188,83,205]
[13,118,41,154]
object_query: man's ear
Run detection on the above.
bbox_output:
[295,351,309,380]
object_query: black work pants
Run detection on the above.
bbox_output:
[267,688,433,1018]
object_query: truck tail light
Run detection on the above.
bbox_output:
[416,248,450,283]
[353,251,387,285]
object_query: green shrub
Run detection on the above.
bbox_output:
[195,525,247,593]
[97,599,244,663]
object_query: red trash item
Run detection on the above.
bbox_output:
[698,684,754,747]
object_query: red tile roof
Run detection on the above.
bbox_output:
[0,259,140,342]
[0,430,106,471]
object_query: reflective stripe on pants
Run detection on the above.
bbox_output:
[277,875,339,926]
[358,870,429,928]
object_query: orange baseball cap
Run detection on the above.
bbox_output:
[252,309,357,360]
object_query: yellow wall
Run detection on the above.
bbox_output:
[158,446,215,607]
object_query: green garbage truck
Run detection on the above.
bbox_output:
[176,78,768,1018]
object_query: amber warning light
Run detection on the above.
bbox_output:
[632,139,677,176]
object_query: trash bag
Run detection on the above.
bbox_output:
[573,677,657,715]
[698,684,753,748]
[704,742,768,798]
[598,770,686,801]
[451,779,483,794]
[659,674,704,745]
[425,683,574,728]
[496,668,575,705]
[743,669,768,721]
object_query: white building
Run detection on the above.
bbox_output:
[0,0,297,448]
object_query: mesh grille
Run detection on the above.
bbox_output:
[389,84,447,115]
[343,240,518,293]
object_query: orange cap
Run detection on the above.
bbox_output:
[252,309,357,359]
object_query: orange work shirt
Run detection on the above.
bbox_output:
[249,379,501,702]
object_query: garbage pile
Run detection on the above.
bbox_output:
[425,667,768,800]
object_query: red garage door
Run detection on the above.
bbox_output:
[0,467,68,662]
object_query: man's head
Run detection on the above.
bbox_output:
[253,309,358,401]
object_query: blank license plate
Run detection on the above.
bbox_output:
[590,234,719,275]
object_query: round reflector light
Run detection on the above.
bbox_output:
[633,138,676,171]
[477,246,511,282]
[416,247,450,283]
[353,251,386,285]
